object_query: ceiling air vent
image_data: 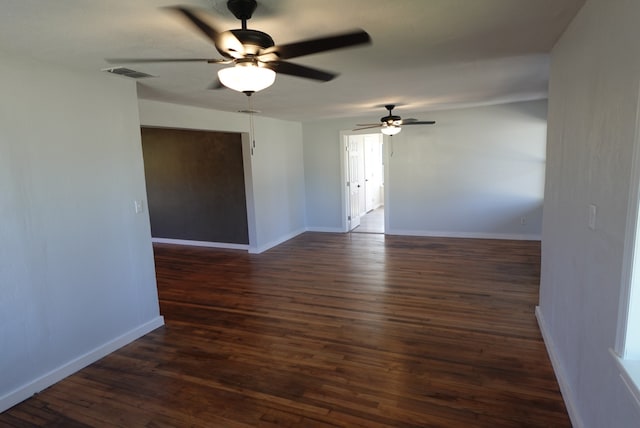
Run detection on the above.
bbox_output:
[102,67,155,79]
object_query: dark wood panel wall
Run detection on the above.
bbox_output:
[141,127,249,244]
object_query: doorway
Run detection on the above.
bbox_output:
[343,133,385,234]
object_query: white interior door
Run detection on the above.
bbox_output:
[348,138,362,230]
[355,139,367,217]
[364,134,383,212]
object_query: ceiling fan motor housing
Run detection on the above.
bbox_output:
[382,114,401,124]
[382,105,401,124]
[228,29,275,55]
[223,0,275,57]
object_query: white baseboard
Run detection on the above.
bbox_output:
[0,316,165,413]
[300,227,541,242]
[535,307,584,428]
[305,226,345,233]
[385,228,541,241]
[249,228,306,254]
[152,237,249,251]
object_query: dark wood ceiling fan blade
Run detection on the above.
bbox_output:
[167,6,219,44]
[268,61,337,81]
[264,29,371,60]
[167,6,244,56]
[353,124,382,131]
[404,121,436,125]
[218,31,247,58]
[106,58,228,64]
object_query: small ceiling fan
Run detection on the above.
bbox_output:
[107,0,371,95]
[354,105,436,135]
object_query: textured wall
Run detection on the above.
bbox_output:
[0,53,161,411]
[539,0,640,426]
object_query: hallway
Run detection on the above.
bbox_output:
[352,206,384,234]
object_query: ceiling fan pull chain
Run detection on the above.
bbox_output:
[247,95,256,155]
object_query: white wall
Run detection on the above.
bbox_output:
[0,54,163,411]
[303,100,547,239]
[538,0,640,426]
[301,121,346,231]
[139,100,306,253]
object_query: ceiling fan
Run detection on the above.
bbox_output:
[354,105,436,135]
[107,0,371,95]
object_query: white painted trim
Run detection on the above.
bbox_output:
[305,227,345,233]
[0,316,165,413]
[302,227,541,241]
[383,136,391,234]
[536,307,585,428]
[152,238,249,251]
[615,83,640,355]
[340,130,387,234]
[385,228,542,241]
[339,131,350,233]
[610,348,640,412]
[249,228,306,254]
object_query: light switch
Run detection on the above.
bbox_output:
[588,204,597,230]
[134,199,144,214]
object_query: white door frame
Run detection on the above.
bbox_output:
[339,130,388,233]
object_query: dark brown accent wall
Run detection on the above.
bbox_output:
[140,127,249,244]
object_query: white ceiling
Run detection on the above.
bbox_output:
[0,0,584,122]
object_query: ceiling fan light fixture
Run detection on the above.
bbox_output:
[381,124,401,135]
[218,60,276,94]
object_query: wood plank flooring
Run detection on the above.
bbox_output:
[352,207,384,234]
[0,233,570,427]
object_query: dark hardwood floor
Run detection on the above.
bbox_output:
[0,233,570,427]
